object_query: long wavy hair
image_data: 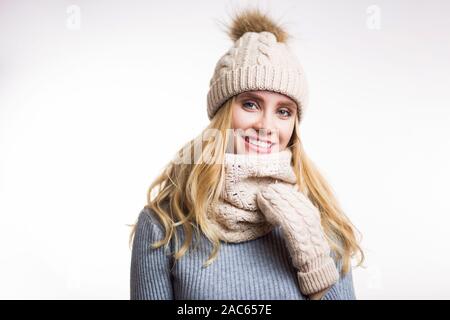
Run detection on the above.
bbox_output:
[128,95,365,276]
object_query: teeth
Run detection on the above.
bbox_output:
[247,137,272,148]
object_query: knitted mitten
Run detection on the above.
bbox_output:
[256,182,339,295]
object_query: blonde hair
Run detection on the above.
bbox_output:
[129,96,365,276]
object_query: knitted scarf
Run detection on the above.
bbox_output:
[206,148,298,243]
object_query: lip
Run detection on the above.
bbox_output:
[244,136,274,144]
[242,135,275,154]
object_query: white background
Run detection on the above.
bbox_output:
[1,0,449,299]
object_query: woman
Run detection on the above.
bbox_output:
[129,7,364,300]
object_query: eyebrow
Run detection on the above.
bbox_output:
[237,92,297,111]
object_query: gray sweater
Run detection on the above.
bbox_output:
[130,206,357,300]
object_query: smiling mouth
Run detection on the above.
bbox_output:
[242,135,275,152]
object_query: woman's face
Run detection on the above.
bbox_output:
[230,90,297,154]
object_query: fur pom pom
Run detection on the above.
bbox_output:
[227,7,290,43]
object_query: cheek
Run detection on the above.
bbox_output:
[230,107,250,146]
[278,122,295,146]
[231,107,252,130]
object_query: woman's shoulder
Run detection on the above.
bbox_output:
[136,203,168,234]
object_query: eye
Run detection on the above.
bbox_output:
[278,108,292,118]
[242,101,258,110]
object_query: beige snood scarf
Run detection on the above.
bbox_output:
[205,148,339,295]
[206,148,297,242]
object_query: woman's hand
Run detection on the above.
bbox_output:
[256,182,339,296]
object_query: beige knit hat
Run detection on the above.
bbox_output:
[207,8,309,121]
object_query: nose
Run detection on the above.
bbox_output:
[253,111,275,138]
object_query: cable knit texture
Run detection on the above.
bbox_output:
[206,30,309,121]
[205,148,339,295]
[130,205,357,300]
[205,148,297,242]
[256,183,340,295]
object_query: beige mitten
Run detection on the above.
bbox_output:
[256,182,339,295]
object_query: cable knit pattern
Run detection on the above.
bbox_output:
[256,183,340,295]
[206,31,309,121]
[205,148,339,295]
[206,148,297,242]
[130,205,357,300]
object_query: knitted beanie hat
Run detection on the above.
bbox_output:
[207,8,309,121]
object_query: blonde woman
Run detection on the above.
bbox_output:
[129,7,364,300]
